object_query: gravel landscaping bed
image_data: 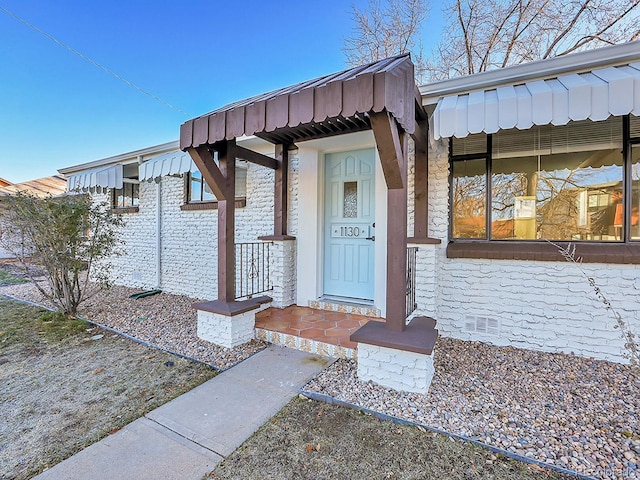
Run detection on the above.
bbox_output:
[305,338,639,480]
[0,281,267,370]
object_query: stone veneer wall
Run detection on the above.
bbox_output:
[418,138,640,364]
[92,189,161,291]
[357,343,435,393]
[411,244,437,318]
[197,309,256,348]
[105,158,294,301]
[267,239,297,308]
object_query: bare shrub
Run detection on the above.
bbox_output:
[0,192,122,316]
[550,241,639,367]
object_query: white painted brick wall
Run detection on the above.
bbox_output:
[419,138,640,364]
[410,243,437,317]
[288,154,300,237]
[407,139,415,237]
[104,159,285,300]
[357,343,435,393]
[92,189,158,290]
[267,239,297,308]
[197,309,256,348]
[158,177,217,299]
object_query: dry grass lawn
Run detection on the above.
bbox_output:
[209,397,576,480]
[0,296,217,480]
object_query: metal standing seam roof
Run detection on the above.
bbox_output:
[432,62,640,140]
[180,54,416,149]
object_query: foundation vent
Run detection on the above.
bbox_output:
[464,315,500,336]
[132,271,142,282]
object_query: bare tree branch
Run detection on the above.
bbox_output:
[560,0,640,55]
[343,0,429,81]
[543,0,592,58]
[426,0,640,80]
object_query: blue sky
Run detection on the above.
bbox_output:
[0,1,444,183]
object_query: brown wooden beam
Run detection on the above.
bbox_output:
[413,119,428,238]
[187,146,230,200]
[233,145,279,170]
[370,110,404,190]
[411,118,428,158]
[217,140,236,302]
[274,144,289,236]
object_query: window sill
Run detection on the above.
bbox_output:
[111,206,139,214]
[180,198,247,211]
[407,237,442,245]
[447,241,640,264]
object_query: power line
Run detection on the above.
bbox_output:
[0,4,191,117]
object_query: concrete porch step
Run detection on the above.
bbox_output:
[256,328,356,359]
[308,298,381,318]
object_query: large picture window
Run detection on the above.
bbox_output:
[450,116,640,243]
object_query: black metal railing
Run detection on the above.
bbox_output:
[235,242,273,299]
[406,246,418,318]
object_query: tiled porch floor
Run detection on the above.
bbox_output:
[255,305,383,353]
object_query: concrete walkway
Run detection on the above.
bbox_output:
[35,345,332,480]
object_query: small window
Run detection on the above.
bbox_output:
[112,183,139,209]
[186,167,247,204]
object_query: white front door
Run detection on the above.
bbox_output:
[323,148,376,300]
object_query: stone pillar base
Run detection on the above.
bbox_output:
[357,343,435,394]
[193,297,271,349]
[258,236,297,308]
[197,309,256,349]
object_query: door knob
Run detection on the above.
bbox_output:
[366,236,375,241]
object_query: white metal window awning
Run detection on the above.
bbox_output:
[66,164,123,192]
[431,63,640,140]
[138,151,196,182]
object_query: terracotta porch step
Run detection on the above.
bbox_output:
[255,305,383,359]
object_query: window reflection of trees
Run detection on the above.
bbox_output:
[453,117,630,242]
[631,147,640,239]
[453,159,486,238]
[491,158,623,241]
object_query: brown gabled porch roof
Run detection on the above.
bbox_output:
[180,54,416,149]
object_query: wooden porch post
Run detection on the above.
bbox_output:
[385,134,408,332]
[274,144,289,236]
[370,110,409,333]
[218,140,236,302]
[188,140,237,303]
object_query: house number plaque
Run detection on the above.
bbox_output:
[331,224,369,238]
